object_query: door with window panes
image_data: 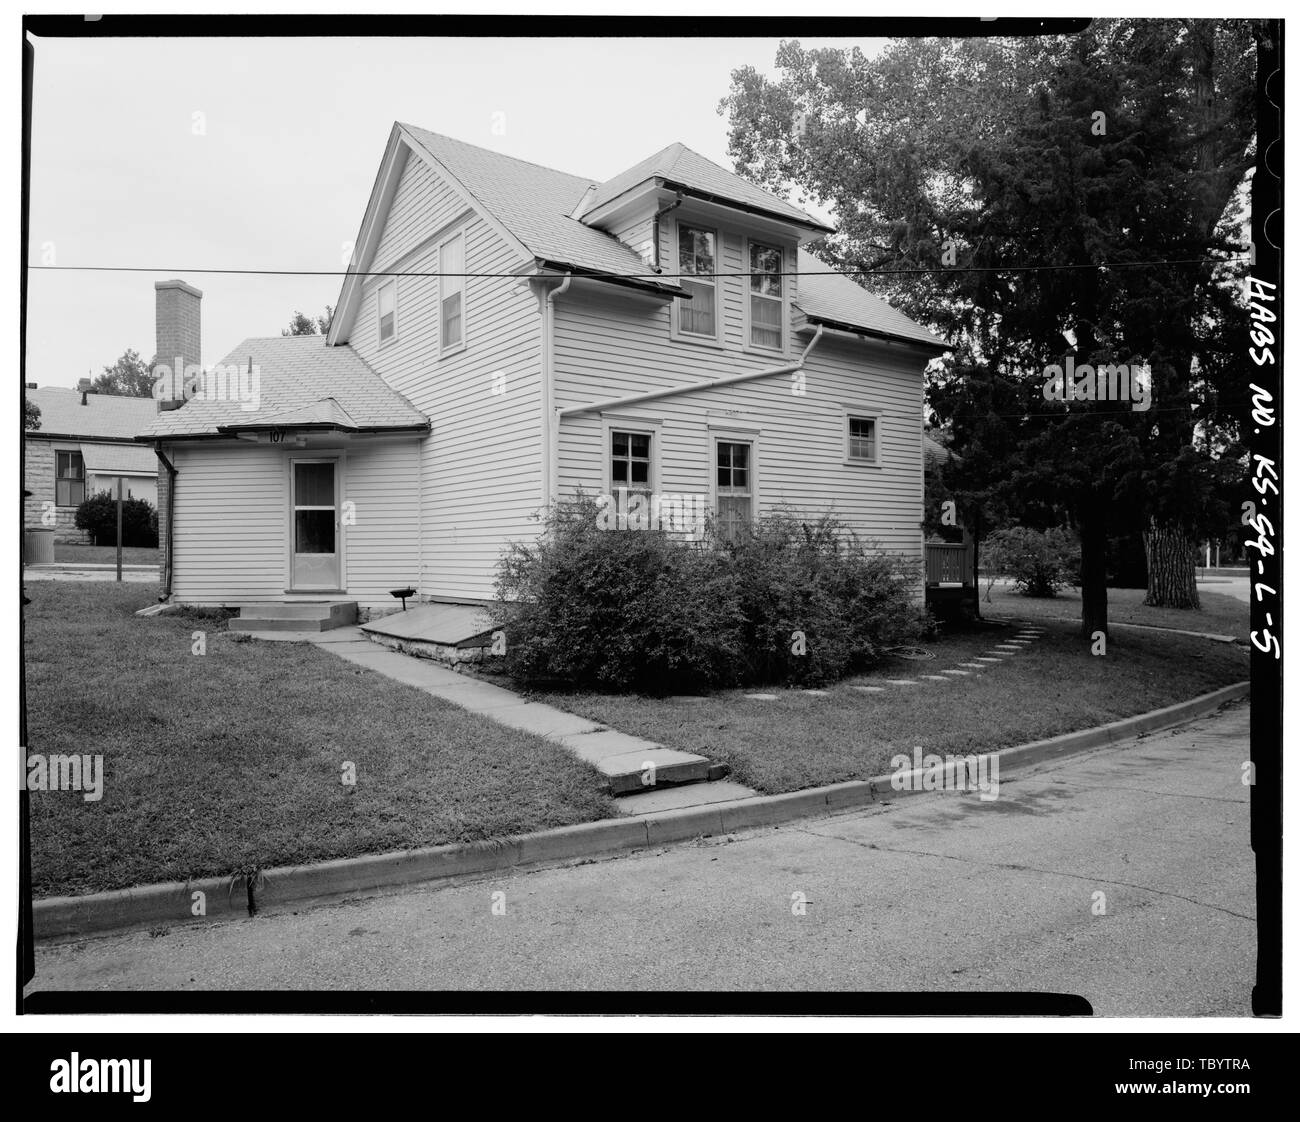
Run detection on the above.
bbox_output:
[715,440,752,544]
[290,459,340,589]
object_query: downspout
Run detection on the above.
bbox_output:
[540,272,572,510]
[559,325,825,419]
[154,442,177,600]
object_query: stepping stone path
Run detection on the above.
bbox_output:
[738,624,1050,701]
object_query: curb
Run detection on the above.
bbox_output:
[33,680,1249,941]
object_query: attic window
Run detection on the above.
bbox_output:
[377,281,397,344]
[677,223,717,338]
[749,242,783,349]
[440,231,465,353]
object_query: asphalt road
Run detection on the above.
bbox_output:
[27,702,1254,1015]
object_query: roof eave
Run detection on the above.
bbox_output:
[660,181,835,235]
[797,314,949,354]
[530,259,683,299]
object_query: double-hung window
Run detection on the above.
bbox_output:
[749,242,783,349]
[440,232,465,352]
[715,440,753,544]
[677,223,717,339]
[610,430,652,496]
[845,414,879,464]
[56,450,85,507]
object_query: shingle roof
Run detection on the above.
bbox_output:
[586,141,832,232]
[138,335,428,439]
[25,388,158,441]
[795,250,948,351]
[401,125,677,291]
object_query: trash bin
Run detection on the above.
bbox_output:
[23,527,55,565]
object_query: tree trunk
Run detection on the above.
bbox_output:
[1078,508,1109,640]
[1143,518,1202,609]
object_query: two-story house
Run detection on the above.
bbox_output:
[138,123,946,627]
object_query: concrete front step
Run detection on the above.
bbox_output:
[230,601,358,633]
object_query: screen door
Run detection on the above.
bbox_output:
[291,459,339,589]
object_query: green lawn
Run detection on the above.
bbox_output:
[981,583,1247,640]
[547,621,1249,796]
[23,583,616,897]
[52,544,160,566]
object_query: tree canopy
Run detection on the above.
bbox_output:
[722,21,1260,633]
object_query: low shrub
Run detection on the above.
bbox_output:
[489,499,924,693]
[74,490,159,548]
[983,525,1080,598]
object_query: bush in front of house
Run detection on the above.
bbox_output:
[490,499,924,693]
[726,511,924,686]
[983,525,1080,597]
[490,497,744,693]
[74,490,160,548]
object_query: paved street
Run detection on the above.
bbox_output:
[27,703,1254,1015]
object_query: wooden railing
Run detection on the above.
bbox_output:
[925,540,974,586]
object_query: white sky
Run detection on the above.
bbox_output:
[25,34,882,389]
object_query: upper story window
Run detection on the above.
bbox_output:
[56,450,85,507]
[440,231,465,353]
[749,242,783,350]
[377,281,397,344]
[677,223,717,339]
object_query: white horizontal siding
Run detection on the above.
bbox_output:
[169,437,421,610]
[554,285,925,561]
[347,149,543,602]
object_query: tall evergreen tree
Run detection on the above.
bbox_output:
[721,21,1259,635]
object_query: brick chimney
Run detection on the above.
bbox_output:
[154,279,202,411]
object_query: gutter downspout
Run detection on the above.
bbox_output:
[154,442,177,600]
[540,272,572,510]
[559,325,825,419]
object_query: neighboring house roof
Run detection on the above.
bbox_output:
[795,251,948,352]
[25,388,158,441]
[80,443,158,475]
[584,141,833,233]
[401,124,680,294]
[138,335,428,440]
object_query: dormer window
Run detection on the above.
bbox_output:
[677,223,717,339]
[749,241,783,350]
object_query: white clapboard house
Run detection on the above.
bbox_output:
[138,123,946,636]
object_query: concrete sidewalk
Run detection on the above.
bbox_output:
[297,627,755,808]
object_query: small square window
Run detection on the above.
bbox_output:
[611,430,652,494]
[847,416,878,462]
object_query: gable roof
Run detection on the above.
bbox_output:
[334,124,942,352]
[585,141,832,233]
[794,250,948,352]
[138,335,428,440]
[25,387,158,441]
[400,124,679,293]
